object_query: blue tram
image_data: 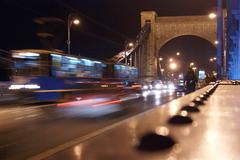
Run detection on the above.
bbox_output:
[9,49,138,101]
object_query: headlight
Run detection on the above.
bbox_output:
[143,85,148,90]
[154,84,162,89]
[8,84,40,90]
[149,85,153,89]
[168,84,175,90]
[8,85,25,90]
[24,84,41,89]
[163,85,168,89]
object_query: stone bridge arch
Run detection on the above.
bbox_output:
[140,11,217,81]
[157,34,216,53]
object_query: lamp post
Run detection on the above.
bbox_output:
[190,62,195,67]
[67,14,80,55]
[124,42,134,65]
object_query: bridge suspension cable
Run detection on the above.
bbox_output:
[110,22,151,63]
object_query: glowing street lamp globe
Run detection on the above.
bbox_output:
[73,19,80,25]
[169,62,177,70]
[209,13,217,19]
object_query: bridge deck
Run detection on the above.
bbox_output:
[32,84,240,160]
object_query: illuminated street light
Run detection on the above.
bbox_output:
[125,42,134,65]
[210,58,214,62]
[214,40,219,45]
[190,62,194,67]
[159,57,163,61]
[169,58,173,62]
[209,13,217,19]
[67,14,80,55]
[213,57,217,60]
[169,62,177,70]
[128,42,134,47]
[160,68,165,72]
[176,52,181,56]
[73,19,80,25]
[192,67,197,72]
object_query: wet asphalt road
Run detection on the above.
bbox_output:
[0,90,182,160]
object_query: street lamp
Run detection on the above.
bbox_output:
[176,52,181,56]
[169,62,177,70]
[209,13,217,19]
[67,14,80,55]
[159,57,163,61]
[214,40,219,45]
[160,68,165,75]
[169,58,173,62]
[124,42,134,65]
[192,67,197,72]
[128,42,134,47]
[190,62,194,67]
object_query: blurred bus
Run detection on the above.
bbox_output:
[8,49,138,101]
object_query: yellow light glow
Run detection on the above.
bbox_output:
[73,19,80,25]
[209,13,217,19]
[169,62,177,70]
[128,42,134,47]
[192,67,197,71]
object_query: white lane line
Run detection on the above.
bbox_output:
[28,92,183,160]
[26,114,39,118]
[14,116,24,120]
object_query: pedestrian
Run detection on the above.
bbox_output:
[205,73,211,85]
[184,67,198,94]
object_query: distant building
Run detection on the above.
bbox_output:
[227,0,240,79]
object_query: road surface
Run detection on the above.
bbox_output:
[0,90,182,160]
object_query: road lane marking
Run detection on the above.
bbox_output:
[28,94,174,160]
[28,106,152,160]
[28,119,128,160]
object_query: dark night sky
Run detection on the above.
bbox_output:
[0,0,219,72]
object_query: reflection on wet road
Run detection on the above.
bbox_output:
[0,90,183,160]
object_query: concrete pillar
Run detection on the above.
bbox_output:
[140,11,157,82]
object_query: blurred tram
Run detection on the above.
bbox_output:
[9,49,138,101]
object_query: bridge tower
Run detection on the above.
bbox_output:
[111,11,221,81]
[140,11,158,81]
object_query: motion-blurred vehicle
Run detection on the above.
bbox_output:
[8,49,139,101]
[175,79,185,92]
[57,94,122,117]
[57,91,141,117]
[141,81,152,90]
[152,80,163,90]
